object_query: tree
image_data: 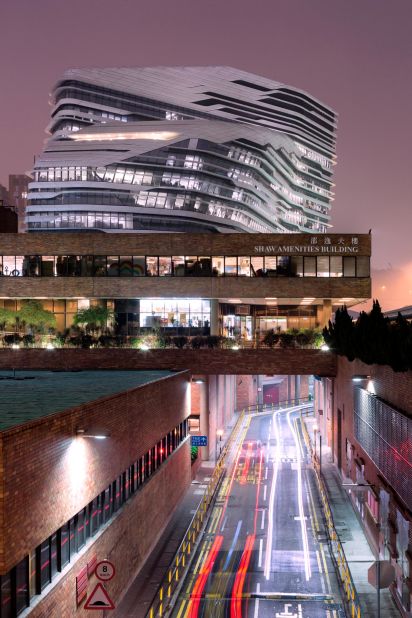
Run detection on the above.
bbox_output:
[0,307,17,331]
[354,300,389,365]
[323,305,356,360]
[17,300,56,333]
[73,305,114,334]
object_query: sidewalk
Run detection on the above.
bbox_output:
[304,416,401,618]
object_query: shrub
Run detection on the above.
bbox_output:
[4,333,22,346]
[262,329,280,348]
[173,336,188,349]
[191,336,205,349]
[22,334,35,347]
[206,335,221,349]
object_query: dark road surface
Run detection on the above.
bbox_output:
[171,406,345,618]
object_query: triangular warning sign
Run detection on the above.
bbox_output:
[84,582,115,610]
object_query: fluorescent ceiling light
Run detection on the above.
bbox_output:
[70,131,179,142]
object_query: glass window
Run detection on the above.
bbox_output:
[0,571,12,618]
[39,539,51,591]
[277,256,290,276]
[185,256,198,276]
[224,257,237,276]
[15,557,29,614]
[146,257,158,276]
[251,256,264,277]
[90,497,102,535]
[26,255,41,276]
[198,257,212,276]
[317,256,329,277]
[290,256,303,277]
[356,256,370,277]
[172,256,185,276]
[76,511,86,551]
[107,256,119,277]
[93,256,107,276]
[132,256,145,276]
[343,257,356,277]
[159,257,172,276]
[211,257,224,276]
[238,256,250,276]
[114,167,125,183]
[2,256,15,276]
[304,257,316,276]
[265,256,277,275]
[103,486,112,523]
[124,169,134,183]
[50,533,58,578]
[118,256,133,277]
[330,256,343,277]
[41,256,55,276]
[60,522,70,568]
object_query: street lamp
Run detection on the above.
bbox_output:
[216,429,224,462]
[76,428,110,440]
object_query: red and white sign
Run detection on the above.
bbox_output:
[95,560,115,582]
[84,583,115,610]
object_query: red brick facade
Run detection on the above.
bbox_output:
[0,348,337,376]
[0,371,190,573]
[28,442,190,617]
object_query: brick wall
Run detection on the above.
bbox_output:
[0,371,190,573]
[0,348,337,376]
[28,441,191,617]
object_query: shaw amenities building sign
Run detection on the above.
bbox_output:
[254,236,361,255]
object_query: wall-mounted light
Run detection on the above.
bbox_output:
[11,344,20,350]
[352,374,371,383]
[194,378,205,384]
[76,428,110,440]
[139,343,150,351]
[320,344,329,351]
[231,345,240,350]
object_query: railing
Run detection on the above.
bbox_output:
[300,415,362,618]
[146,409,247,618]
[243,396,312,414]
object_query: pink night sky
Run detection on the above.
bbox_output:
[1,0,411,311]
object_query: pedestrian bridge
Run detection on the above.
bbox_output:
[0,348,336,376]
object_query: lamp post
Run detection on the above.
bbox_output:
[216,429,223,462]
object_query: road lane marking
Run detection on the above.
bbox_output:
[319,542,332,593]
[265,466,268,480]
[223,520,242,571]
[260,508,266,529]
[220,516,228,532]
[258,538,263,567]
[263,485,267,501]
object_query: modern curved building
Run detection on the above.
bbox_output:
[27,66,337,233]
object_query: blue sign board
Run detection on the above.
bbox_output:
[191,435,208,447]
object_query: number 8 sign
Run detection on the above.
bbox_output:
[95,560,115,581]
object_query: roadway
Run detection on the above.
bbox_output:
[171,406,345,618]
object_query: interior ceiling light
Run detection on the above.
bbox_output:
[70,131,179,142]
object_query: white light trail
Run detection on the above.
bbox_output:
[287,411,312,581]
[264,410,281,580]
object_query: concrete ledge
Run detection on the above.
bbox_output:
[0,348,337,375]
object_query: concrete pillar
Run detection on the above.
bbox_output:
[294,375,301,404]
[210,299,219,336]
[198,379,210,460]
